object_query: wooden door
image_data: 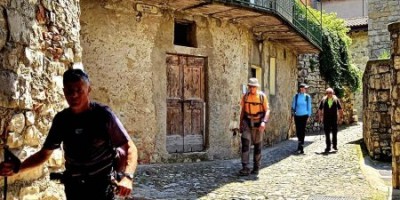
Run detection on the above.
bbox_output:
[166,54,205,153]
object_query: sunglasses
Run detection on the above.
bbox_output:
[326,92,333,94]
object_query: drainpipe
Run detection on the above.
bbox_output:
[362,0,365,17]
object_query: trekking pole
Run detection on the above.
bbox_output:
[319,122,323,141]
[287,115,293,140]
[1,121,9,200]
[1,120,21,200]
[3,147,6,200]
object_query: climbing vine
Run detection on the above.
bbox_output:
[296,1,361,97]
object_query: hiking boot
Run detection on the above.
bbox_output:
[297,143,303,151]
[294,149,304,154]
[251,168,259,175]
[239,167,250,176]
[324,148,330,153]
[333,146,338,151]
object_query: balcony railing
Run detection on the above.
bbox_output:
[213,0,322,48]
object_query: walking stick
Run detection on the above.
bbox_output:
[287,115,293,140]
[319,121,324,141]
[1,121,21,200]
[1,122,9,200]
[3,147,8,200]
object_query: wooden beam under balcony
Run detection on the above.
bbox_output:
[135,0,322,54]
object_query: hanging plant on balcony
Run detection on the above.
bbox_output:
[296,1,361,97]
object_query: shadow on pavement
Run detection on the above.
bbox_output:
[132,124,367,199]
[133,139,307,199]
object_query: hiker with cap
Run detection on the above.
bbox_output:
[239,78,270,176]
[291,83,312,154]
[0,68,138,200]
[318,87,343,153]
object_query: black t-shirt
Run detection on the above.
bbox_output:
[43,102,130,176]
[319,97,342,119]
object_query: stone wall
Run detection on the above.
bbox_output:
[340,88,357,125]
[389,22,400,189]
[0,0,81,199]
[368,0,400,59]
[264,43,298,145]
[296,54,327,134]
[363,60,391,161]
[80,0,300,163]
[349,30,369,119]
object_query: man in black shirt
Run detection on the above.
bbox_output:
[0,69,138,200]
[318,88,343,153]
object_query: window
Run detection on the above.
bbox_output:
[269,58,276,95]
[251,65,262,88]
[251,68,257,78]
[283,49,286,60]
[174,20,197,47]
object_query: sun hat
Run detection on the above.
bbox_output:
[248,78,260,87]
[299,83,309,88]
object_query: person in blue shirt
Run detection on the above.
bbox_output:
[291,83,312,154]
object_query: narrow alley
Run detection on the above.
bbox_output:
[132,123,391,200]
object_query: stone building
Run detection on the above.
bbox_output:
[363,60,391,161]
[363,0,400,162]
[368,0,400,59]
[389,21,400,190]
[362,0,400,189]
[358,0,400,188]
[79,0,323,163]
[364,21,400,189]
[0,0,322,198]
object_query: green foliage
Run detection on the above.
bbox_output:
[319,30,361,97]
[378,50,390,59]
[296,1,361,97]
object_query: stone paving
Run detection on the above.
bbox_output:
[131,123,389,200]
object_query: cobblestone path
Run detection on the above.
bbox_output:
[132,123,387,200]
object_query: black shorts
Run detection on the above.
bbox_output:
[63,173,115,200]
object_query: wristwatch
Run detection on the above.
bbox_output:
[118,172,134,180]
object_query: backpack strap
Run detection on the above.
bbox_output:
[258,91,265,113]
[243,92,265,116]
[244,92,252,116]
[321,96,329,109]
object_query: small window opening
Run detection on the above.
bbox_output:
[251,68,257,78]
[174,20,197,47]
[283,49,287,59]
